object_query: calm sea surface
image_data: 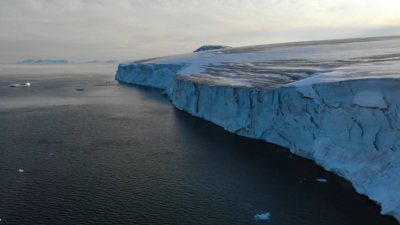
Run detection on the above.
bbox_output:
[0,64,397,225]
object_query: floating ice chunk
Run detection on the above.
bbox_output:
[254,213,271,221]
[18,169,24,173]
[9,82,30,87]
[112,116,118,119]
[75,88,84,91]
[317,179,327,182]
[49,153,54,156]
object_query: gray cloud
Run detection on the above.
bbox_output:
[0,0,399,62]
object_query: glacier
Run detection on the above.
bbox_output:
[115,36,400,222]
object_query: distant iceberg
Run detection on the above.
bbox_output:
[193,45,232,52]
[84,60,119,64]
[18,59,70,64]
[105,60,119,64]
[86,60,100,64]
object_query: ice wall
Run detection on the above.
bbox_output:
[115,63,187,89]
[170,77,400,220]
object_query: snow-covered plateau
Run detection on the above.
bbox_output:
[116,36,400,222]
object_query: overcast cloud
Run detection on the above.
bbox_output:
[0,0,400,62]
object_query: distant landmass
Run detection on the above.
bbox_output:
[18,60,70,64]
[17,59,121,64]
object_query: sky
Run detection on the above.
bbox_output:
[1,0,400,63]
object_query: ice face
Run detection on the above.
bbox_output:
[115,35,400,222]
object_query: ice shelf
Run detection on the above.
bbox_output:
[115,35,400,222]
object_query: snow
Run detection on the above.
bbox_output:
[193,45,232,52]
[115,35,400,222]
[254,213,271,221]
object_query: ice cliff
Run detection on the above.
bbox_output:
[115,36,400,222]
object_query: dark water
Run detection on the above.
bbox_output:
[0,67,397,225]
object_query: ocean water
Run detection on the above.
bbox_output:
[0,64,397,225]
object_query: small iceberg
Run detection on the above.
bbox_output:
[9,82,30,87]
[75,88,84,91]
[18,169,24,173]
[112,116,118,119]
[317,179,327,182]
[254,213,271,221]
